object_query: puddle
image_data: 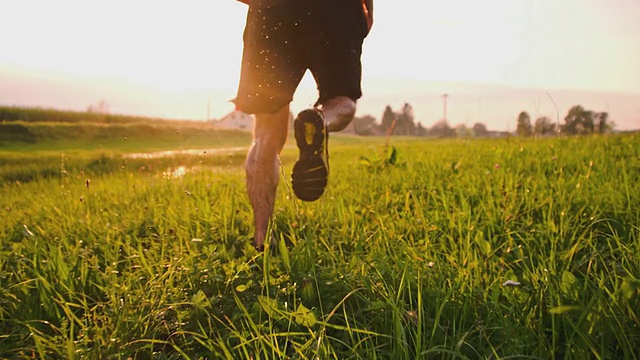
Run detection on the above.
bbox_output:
[125,147,248,159]
[123,147,252,179]
[163,166,189,179]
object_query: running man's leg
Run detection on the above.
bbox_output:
[245,105,290,249]
[310,0,369,133]
[322,96,357,133]
[237,3,308,247]
[290,0,367,201]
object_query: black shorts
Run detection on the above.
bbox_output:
[234,0,369,114]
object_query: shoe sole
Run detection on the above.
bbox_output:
[292,109,328,202]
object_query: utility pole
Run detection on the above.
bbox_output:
[442,93,449,122]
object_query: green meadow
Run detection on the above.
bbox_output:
[1,122,639,358]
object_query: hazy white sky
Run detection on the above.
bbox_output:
[1,0,639,129]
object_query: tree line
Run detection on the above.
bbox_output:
[353,103,503,138]
[516,105,612,136]
[353,103,615,138]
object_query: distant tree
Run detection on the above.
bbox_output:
[563,105,594,135]
[394,103,416,135]
[561,106,614,135]
[472,122,488,137]
[380,105,396,133]
[415,122,427,136]
[428,120,454,138]
[534,116,556,136]
[516,111,532,136]
[455,123,472,137]
[353,115,377,135]
[595,112,612,134]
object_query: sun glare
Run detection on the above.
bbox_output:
[3,1,245,91]
[1,0,639,126]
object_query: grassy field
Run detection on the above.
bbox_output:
[1,131,639,359]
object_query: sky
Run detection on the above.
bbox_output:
[1,0,639,130]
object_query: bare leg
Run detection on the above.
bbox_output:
[245,105,290,248]
[322,96,357,133]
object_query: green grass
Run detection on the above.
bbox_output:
[1,133,639,359]
[0,105,210,125]
[0,121,252,184]
[0,120,252,152]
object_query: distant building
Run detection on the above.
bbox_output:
[485,130,512,138]
[211,111,254,131]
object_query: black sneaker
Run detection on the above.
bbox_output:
[291,109,328,202]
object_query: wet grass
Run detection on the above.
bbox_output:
[1,134,639,359]
[0,124,252,184]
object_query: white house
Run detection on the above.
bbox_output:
[212,111,254,131]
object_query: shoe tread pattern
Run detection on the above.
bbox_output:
[292,109,328,202]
